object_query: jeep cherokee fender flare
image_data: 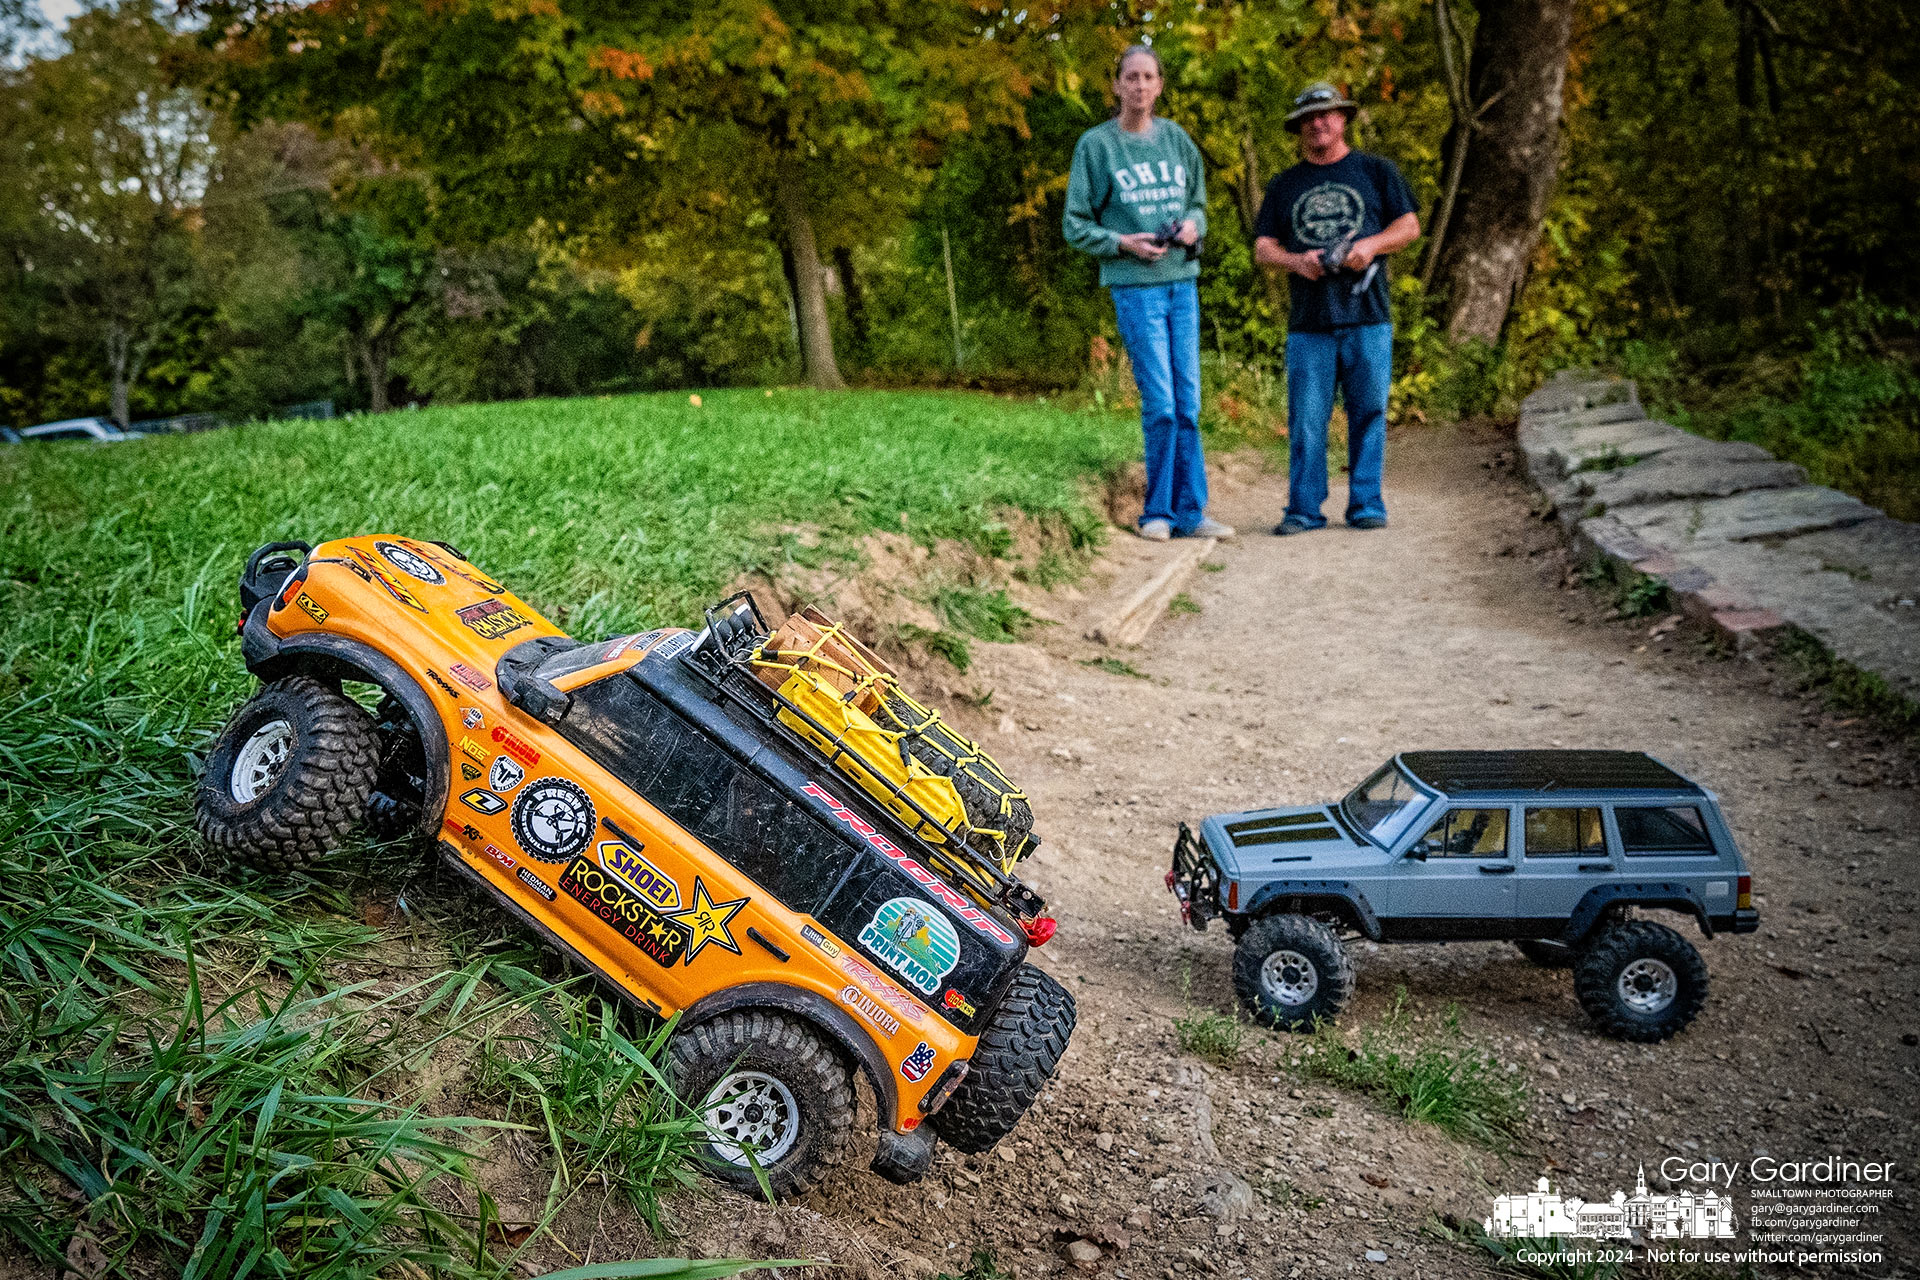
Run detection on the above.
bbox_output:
[678,982,901,1125]
[1565,883,1713,942]
[241,606,450,838]
[1240,881,1383,941]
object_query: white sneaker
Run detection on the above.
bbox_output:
[1186,516,1236,539]
[1138,519,1172,542]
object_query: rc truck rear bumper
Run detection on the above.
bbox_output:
[1167,822,1222,932]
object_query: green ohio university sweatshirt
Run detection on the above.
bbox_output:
[1063,117,1209,288]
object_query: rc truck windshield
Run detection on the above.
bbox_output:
[1341,759,1429,847]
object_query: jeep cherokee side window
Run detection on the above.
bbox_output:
[1615,805,1715,855]
[1409,808,1509,858]
[1524,807,1605,857]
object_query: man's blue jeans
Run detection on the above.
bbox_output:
[1112,280,1207,533]
[1284,323,1393,527]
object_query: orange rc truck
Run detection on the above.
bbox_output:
[196,536,1076,1195]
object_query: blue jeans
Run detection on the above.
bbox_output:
[1284,323,1393,526]
[1112,280,1208,533]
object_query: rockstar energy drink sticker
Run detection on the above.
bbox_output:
[558,856,688,969]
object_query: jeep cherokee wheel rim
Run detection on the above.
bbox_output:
[703,1071,800,1166]
[230,720,295,803]
[1260,950,1320,1006]
[1617,958,1678,1013]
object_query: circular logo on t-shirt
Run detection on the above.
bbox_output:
[1292,182,1365,247]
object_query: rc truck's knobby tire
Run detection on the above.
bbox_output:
[1572,920,1709,1043]
[933,963,1076,1154]
[195,676,380,872]
[669,1011,855,1199]
[1515,939,1578,969]
[1233,914,1354,1031]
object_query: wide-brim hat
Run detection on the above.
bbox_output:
[1284,82,1358,132]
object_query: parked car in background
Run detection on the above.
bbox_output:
[18,417,146,443]
[0,426,20,443]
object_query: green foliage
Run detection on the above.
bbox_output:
[1080,656,1149,679]
[1774,632,1920,739]
[1296,990,1527,1147]
[1168,592,1202,616]
[1430,1218,1626,1280]
[1173,1006,1246,1066]
[930,586,1037,644]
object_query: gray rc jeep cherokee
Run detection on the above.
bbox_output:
[1168,751,1759,1042]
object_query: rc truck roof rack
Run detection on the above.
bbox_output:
[683,592,1046,924]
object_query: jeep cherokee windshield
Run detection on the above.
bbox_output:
[1341,759,1433,848]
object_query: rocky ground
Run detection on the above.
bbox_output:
[653,422,1919,1280]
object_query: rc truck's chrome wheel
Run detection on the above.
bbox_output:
[1259,950,1321,1007]
[1616,957,1678,1013]
[668,1010,855,1198]
[1573,920,1709,1043]
[702,1071,801,1165]
[229,719,295,802]
[1232,914,1353,1031]
[195,676,380,872]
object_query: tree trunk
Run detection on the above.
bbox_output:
[358,331,393,413]
[832,244,868,359]
[1430,0,1576,344]
[775,160,845,390]
[106,321,133,427]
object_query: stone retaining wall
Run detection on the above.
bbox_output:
[1518,371,1920,702]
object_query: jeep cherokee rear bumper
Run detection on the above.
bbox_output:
[1167,823,1222,932]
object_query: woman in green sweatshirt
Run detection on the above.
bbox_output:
[1064,45,1233,542]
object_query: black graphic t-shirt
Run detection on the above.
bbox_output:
[1254,151,1417,333]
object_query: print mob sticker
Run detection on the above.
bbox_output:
[859,897,960,995]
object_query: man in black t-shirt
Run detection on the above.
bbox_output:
[1254,83,1421,534]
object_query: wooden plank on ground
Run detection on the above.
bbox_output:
[1087,538,1216,647]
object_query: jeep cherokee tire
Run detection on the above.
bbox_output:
[669,1010,855,1198]
[1233,914,1354,1031]
[195,676,380,872]
[933,963,1076,1154]
[1572,920,1709,1042]
[1515,939,1578,969]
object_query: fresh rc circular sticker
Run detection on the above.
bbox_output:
[510,777,596,864]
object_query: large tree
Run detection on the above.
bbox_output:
[1426,0,1576,344]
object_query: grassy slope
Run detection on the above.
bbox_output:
[0,389,1134,1274]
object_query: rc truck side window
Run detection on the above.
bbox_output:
[1409,808,1509,858]
[1615,805,1715,856]
[1523,807,1605,857]
[563,675,858,912]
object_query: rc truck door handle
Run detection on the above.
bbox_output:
[1477,863,1515,874]
[1578,862,1612,872]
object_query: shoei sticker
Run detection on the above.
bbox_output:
[597,840,681,911]
[899,1041,938,1083]
[511,778,595,864]
[488,756,526,794]
[840,985,901,1038]
[449,662,492,692]
[801,923,841,959]
[859,898,960,995]
[461,708,485,730]
[457,599,530,641]
[294,593,328,625]
[667,878,747,964]
[803,781,1018,946]
[375,540,445,586]
[558,856,688,968]
[460,788,506,816]
[840,955,926,1024]
[347,546,427,612]
[426,669,460,699]
[490,725,540,767]
[460,736,487,763]
[461,762,482,781]
[516,866,556,901]
[943,988,977,1018]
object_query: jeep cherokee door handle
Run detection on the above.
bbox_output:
[1578,862,1612,872]
[1478,863,1515,874]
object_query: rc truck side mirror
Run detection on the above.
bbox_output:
[1404,846,1428,862]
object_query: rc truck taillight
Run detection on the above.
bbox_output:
[1226,881,1240,911]
[919,1060,970,1115]
[1737,875,1752,910]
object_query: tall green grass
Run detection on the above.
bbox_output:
[0,389,1134,1273]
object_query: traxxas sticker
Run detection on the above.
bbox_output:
[511,778,595,864]
[899,1042,938,1083]
[457,599,530,641]
[489,756,526,794]
[375,540,445,585]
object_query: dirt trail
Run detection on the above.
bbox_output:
[670,425,1919,1279]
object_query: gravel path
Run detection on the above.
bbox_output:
[670,424,1919,1279]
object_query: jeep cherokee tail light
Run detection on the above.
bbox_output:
[1736,874,1752,910]
[919,1060,971,1115]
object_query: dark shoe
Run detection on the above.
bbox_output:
[1347,517,1388,530]
[1273,518,1314,536]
